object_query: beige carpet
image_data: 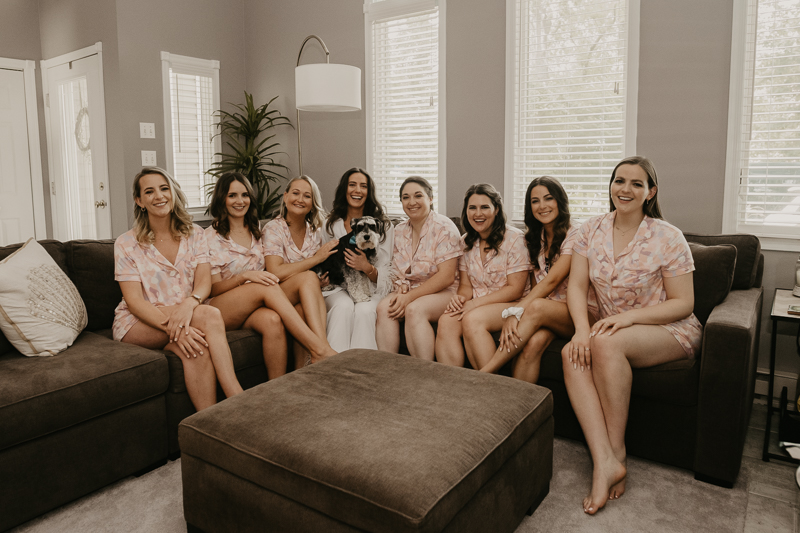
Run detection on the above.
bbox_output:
[13,433,794,533]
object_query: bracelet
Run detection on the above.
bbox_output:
[501,306,524,321]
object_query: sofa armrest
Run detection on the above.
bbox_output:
[694,287,763,485]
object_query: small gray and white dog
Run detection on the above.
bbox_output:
[315,216,386,303]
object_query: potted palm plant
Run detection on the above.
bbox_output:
[207,92,293,219]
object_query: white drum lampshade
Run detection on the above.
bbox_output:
[295,63,361,112]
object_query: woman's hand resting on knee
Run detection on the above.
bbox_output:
[590,313,633,338]
[499,316,522,353]
[387,291,413,320]
[239,270,280,286]
[171,325,208,359]
[565,329,592,370]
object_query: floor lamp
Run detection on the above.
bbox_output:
[295,35,361,176]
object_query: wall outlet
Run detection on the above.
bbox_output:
[141,151,157,166]
[139,122,156,139]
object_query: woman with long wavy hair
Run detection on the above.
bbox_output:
[204,172,335,378]
[113,167,242,411]
[476,176,587,383]
[322,168,394,350]
[435,183,531,367]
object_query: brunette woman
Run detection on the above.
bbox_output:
[435,184,531,367]
[262,176,338,368]
[205,172,335,378]
[323,168,394,350]
[375,176,462,360]
[477,177,586,383]
[113,167,242,411]
[564,156,701,514]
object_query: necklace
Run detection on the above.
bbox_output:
[614,223,639,236]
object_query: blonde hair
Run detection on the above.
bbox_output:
[132,167,193,243]
[279,175,326,232]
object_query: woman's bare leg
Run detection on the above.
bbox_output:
[511,328,555,383]
[404,291,453,361]
[190,305,244,399]
[565,324,688,514]
[434,312,465,366]
[376,295,401,353]
[243,307,287,379]
[481,299,573,374]
[212,282,334,359]
[279,271,329,347]
[122,320,217,411]
[461,302,509,369]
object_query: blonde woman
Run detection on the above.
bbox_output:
[262,176,338,367]
[113,167,242,411]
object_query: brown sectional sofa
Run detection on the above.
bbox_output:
[0,230,763,530]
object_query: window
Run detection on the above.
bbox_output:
[506,0,638,221]
[365,0,445,215]
[160,52,220,212]
[724,0,800,247]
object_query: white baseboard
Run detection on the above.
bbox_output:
[755,368,797,406]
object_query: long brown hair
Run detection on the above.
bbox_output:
[461,183,507,254]
[326,167,389,240]
[524,176,570,272]
[209,172,262,240]
[131,167,193,244]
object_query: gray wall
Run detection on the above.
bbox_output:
[244,0,366,203]
[115,0,247,228]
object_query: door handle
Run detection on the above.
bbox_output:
[95,200,107,209]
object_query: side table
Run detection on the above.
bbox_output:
[763,288,800,463]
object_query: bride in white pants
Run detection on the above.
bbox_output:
[322,168,394,351]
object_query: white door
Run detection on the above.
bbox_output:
[42,43,111,241]
[0,68,38,246]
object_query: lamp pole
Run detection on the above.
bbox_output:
[296,35,330,177]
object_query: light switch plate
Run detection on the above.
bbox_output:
[141,151,157,166]
[139,122,156,139]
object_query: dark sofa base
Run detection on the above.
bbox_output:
[0,395,168,532]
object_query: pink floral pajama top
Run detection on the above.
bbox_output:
[261,216,322,264]
[391,212,463,293]
[533,222,582,303]
[573,212,703,357]
[112,224,209,341]
[205,226,265,281]
[458,225,532,299]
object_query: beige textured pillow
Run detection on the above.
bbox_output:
[0,239,87,356]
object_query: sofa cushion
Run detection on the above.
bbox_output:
[688,242,737,325]
[684,233,760,290]
[67,240,122,331]
[0,331,168,451]
[0,239,87,356]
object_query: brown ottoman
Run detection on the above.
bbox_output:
[180,349,553,533]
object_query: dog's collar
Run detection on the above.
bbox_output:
[349,235,357,245]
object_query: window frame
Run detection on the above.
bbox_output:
[503,0,640,222]
[365,0,447,216]
[722,0,800,252]
[160,51,221,219]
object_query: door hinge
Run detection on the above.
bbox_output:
[50,182,56,195]
[45,93,49,108]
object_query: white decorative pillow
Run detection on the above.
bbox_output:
[0,239,87,356]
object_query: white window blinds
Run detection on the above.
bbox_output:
[734,0,800,236]
[509,0,630,221]
[367,1,442,215]
[160,52,220,211]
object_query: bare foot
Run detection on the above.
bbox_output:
[609,457,627,500]
[583,456,626,515]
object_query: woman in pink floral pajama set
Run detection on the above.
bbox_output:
[563,156,702,515]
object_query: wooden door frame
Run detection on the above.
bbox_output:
[0,57,46,239]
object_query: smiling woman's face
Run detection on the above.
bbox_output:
[401,182,431,221]
[135,173,172,217]
[528,185,559,226]
[346,172,368,210]
[610,164,655,214]
[284,179,313,217]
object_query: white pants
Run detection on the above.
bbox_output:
[324,289,381,351]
